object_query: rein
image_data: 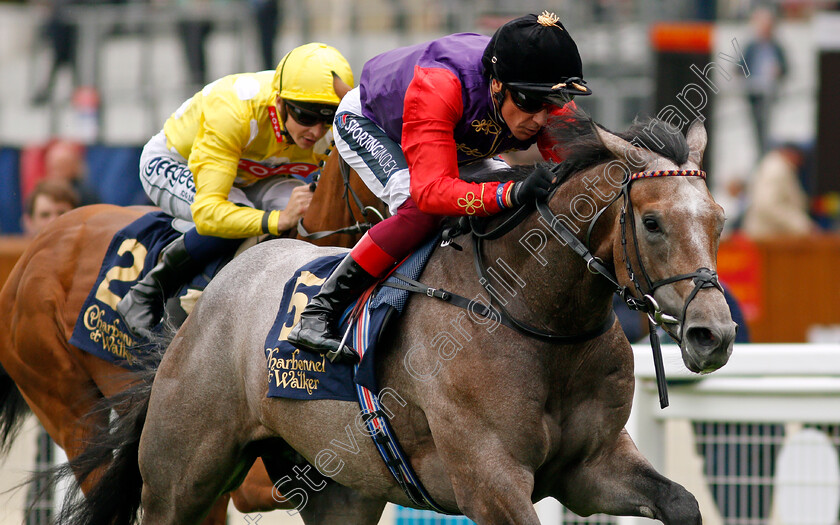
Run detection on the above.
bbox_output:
[296,157,385,240]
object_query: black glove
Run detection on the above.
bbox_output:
[511,166,554,206]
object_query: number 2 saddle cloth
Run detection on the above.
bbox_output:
[69,211,228,370]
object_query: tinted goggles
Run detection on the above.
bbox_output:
[285,101,335,127]
[508,88,574,113]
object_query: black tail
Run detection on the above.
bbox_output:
[52,367,153,525]
[0,363,30,455]
[53,331,172,525]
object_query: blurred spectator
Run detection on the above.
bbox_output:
[174,0,228,90]
[743,8,788,155]
[22,179,80,236]
[32,0,80,106]
[20,139,99,209]
[715,177,749,237]
[250,0,281,71]
[42,139,100,206]
[742,143,818,239]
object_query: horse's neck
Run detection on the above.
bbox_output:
[479,170,620,336]
[306,178,352,230]
[300,158,386,248]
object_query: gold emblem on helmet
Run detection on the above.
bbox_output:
[537,11,562,29]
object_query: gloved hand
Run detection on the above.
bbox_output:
[511,165,555,206]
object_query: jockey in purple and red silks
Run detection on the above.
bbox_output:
[288,12,593,363]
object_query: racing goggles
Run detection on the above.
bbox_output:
[508,88,575,113]
[285,101,336,127]
[508,88,563,113]
[506,77,589,113]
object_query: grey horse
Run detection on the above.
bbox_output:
[61,117,735,525]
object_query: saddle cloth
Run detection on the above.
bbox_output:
[69,211,226,370]
[264,236,438,400]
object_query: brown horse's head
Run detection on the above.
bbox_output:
[596,120,735,373]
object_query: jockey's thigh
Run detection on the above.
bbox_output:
[333,87,410,216]
[238,176,305,211]
[139,130,196,221]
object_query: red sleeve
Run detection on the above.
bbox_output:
[401,66,509,217]
[537,101,578,163]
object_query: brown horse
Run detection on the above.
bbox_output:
[0,149,383,520]
[62,117,735,524]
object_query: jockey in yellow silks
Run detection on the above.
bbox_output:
[117,43,354,339]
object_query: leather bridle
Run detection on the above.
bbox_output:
[613,169,723,343]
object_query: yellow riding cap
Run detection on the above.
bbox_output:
[273,43,355,106]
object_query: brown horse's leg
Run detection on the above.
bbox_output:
[297,481,386,525]
[7,316,109,493]
[203,494,231,525]
[17,386,107,494]
[230,458,297,512]
[552,429,701,524]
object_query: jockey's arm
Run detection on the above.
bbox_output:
[188,107,286,238]
[402,67,513,217]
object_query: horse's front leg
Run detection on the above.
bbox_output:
[552,429,700,524]
[447,455,541,525]
[430,422,541,524]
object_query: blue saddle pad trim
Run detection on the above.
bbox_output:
[264,236,438,400]
[69,211,224,370]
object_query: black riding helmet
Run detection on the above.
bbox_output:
[482,11,592,107]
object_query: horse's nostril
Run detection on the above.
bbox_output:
[686,326,717,348]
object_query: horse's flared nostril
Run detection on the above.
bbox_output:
[684,322,736,372]
[686,326,717,349]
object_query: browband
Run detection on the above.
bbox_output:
[629,169,706,181]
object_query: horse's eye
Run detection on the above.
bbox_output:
[643,217,660,233]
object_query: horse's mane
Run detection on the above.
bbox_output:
[548,107,691,180]
[463,107,690,186]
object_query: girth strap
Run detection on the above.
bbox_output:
[352,303,451,513]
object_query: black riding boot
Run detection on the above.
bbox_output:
[287,255,377,364]
[116,234,194,339]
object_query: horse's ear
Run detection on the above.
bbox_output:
[592,123,659,170]
[332,72,352,101]
[686,118,707,166]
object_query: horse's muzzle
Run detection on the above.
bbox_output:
[682,319,736,373]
